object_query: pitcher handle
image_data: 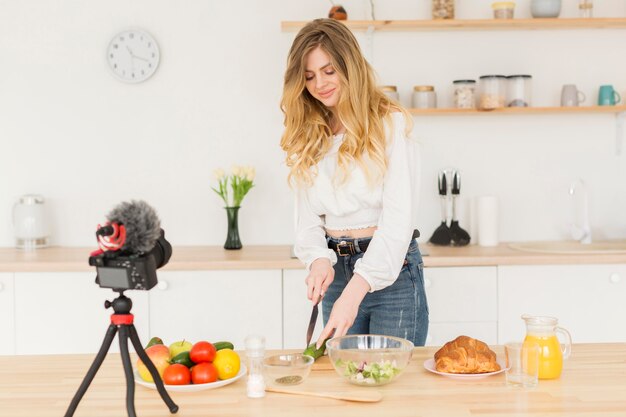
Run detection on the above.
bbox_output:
[556,326,572,359]
[614,91,622,104]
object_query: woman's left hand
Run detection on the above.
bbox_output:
[316,274,370,348]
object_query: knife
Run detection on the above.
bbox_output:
[305,295,322,347]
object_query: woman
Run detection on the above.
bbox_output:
[280,18,428,348]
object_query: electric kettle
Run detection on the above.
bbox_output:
[12,194,49,249]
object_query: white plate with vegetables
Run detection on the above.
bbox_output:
[134,364,246,392]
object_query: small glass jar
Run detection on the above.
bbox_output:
[452,80,476,109]
[506,75,532,107]
[579,0,593,18]
[478,75,507,110]
[492,2,515,19]
[412,86,437,109]
[381,85,399,101]
[432,0,455,19]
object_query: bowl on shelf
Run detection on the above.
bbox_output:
[262,353,313,387]
[326,334,414,386]
[530,0,561,18]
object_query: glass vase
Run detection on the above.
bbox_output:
[224,206,242,250]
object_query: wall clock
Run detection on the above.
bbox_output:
[106,29,160,83]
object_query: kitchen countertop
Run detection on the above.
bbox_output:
[0,242,625,272]
[1,343,624,417]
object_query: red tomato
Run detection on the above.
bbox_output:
[191,362,218,384]
[162,364,191,385]
[190,341,216,363]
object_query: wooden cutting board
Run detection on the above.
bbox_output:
[312,355,334,371]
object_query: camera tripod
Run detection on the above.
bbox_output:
[65,291,178,417]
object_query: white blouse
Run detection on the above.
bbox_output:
[293,112,417,292]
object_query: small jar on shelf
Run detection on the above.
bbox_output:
[579,0,593,18]
[478,75,507,110]
[492,2,516,19]
[381,85,400,101]
[432,0,455,19]
[506,75,532,107]
[412,86,437,109]
[452,80,476,109]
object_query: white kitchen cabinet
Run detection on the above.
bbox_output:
[424,266,498,346]
[283,269,323,349]
[498,264,626,344]
[0,273,15,355]
[14,272,150,354]
[150,270,283,350]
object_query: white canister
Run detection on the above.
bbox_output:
[381,85,400,102]
[476,195,499,247]
[412,86,437,109]
[12,194,49,249]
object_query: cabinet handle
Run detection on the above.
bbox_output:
[424,278,432,289]
[157,281,169,290]
[609,273,621,284]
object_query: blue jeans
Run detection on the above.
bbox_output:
[322,236,429,346]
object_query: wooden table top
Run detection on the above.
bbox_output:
[1,343,625,417]
[1,241,625,272]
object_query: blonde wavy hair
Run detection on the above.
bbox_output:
[280,18,412,187]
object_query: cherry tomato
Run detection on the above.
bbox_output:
[162,364,191,385]
[191,362,218,384]
[190,341,216,363]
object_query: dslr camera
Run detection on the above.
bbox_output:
[90,229,172,291]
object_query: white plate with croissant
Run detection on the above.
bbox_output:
[424,335,508,380]
[423,358,507,380]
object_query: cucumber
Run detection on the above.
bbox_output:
[303,338,331,360]
[170,351,194,368]
[145,336,164,349]
[214,341,234,351]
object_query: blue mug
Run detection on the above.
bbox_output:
[598,85,621,106]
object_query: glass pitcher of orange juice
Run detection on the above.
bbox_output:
[522,315,572,379]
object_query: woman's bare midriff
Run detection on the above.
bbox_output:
[325,226,377,239]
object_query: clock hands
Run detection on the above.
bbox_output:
[126,45,149,63]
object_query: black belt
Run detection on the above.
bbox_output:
[328,229,420,257]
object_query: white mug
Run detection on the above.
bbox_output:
[561,84,586,107]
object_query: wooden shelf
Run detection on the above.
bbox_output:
[408,105,626,116]
[282,18,626,32]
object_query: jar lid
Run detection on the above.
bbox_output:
[479,75,507,79]
[19,194,44,204]
[380,85,397,92]
[452,79,476,84]
[413,85,434,92]
[506,74,532,79]
[492,2,515,9]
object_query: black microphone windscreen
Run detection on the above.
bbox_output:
[106,200,162,253]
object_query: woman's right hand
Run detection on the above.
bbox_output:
[306,258,334,304]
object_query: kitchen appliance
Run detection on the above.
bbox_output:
[522,314,572,379]
[449,171,470,246]
[12,194,49,249]
[429,171,452,245]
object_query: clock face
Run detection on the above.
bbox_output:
[107,29,160,83]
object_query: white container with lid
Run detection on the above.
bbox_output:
[381,85,399,102]
[478,75,507,110]
[506,74,532,107]
[452,80,476,109]
[412,86,437,109]
[12,194,49,249]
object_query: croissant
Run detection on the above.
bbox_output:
[434,335,501,374]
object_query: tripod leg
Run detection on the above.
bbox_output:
[128,324,179,413]
[64,324,118,417]
[118,326,138,417]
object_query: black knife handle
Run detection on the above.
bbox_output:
[438,172,447,196]
[452,171,460,195]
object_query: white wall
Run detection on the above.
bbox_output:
[1,0,625,249]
